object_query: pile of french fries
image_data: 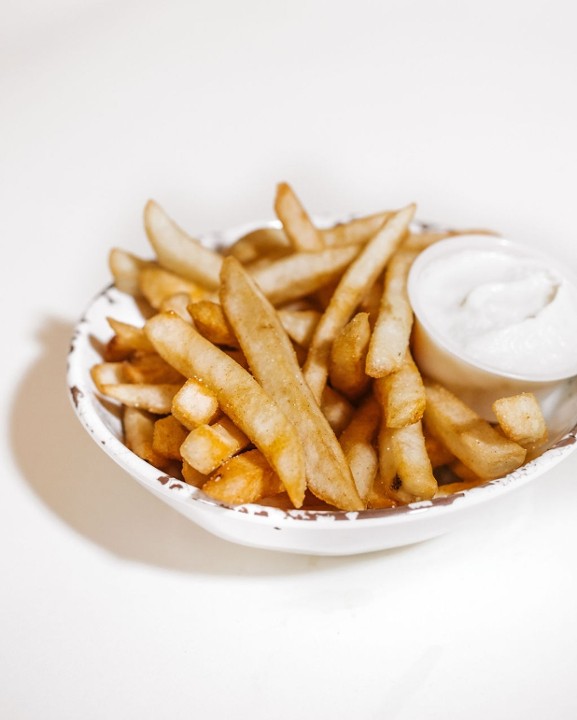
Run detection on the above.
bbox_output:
[91,183,548,511]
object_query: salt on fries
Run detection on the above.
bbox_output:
[95,182,547,511]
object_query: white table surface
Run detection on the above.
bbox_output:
[3,1,577,718]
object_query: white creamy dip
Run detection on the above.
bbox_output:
[413,243,577,379]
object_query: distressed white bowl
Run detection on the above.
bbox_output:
[67,221,577,555]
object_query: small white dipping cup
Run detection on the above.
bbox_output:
[407,235,577,420]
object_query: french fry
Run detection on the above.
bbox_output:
[226,226,289,264]
[322,211,393,247]
[123,352,184,384]
[328,311,371,400]
[303,204,416,402]
[144,200,223,290]
[339,395,381,502]
[424,381,527,479]
[123,406,173,470]
[492,393,548,448]
[90,362,128,391]
[248,245,359,305]
[276,308,321,347]
[376,426,415,504]
[366,248,417,377]
[180,416,250,475]
[320,386,354,435]
[106,318,155,354]
[145,313,307,508]
[375,351,425,428]
[171,378,220,429]
[274,182,324,251]
[187,300,238,347]
[424,430,455,468]
[138,266,206,310]
[101,382,182,414]
[202,449,285,505]
[152,415,189,460]
[108,248,153,296]
[159,292,194,322]
[379,422,437,501]
[182,461,207,487]
[220,257,363,511]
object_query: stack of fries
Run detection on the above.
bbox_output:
[91,183,548,511]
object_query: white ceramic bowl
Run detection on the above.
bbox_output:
[408,234,577,419]
[67,222,577,555]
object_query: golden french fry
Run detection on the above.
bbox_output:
[108,248,153,296]
[303,204,416,402]
[203,449,284,505]
[180,416,250,475]
[159,292,194,322]
[182,461,207,487]
[90,362,128,392]
[144,200,223,290]
[152,415,189,460]
[101,382,182,414]
[274,182,324,251]
[106,318,155,354]
[339,395,381,502]
[145,312,307,508]
[171,378,220,429]
[424,430,455,468]
[378,422,437,501]
[424,381,527,479]
[328,311,371,400]
[322,211,393,247]
[220,257,363,511]
[187,300,237,347]
[248,245,359,305]
[376,426,414,504]
[375,351,425,428]
[123,352,184,384]
[226,226,289,264]
[138,266,206,310]
[492,393,548,448]
[123,406,173,470]
[366,248,417,377]
[320,385,354,435]
[277,308,321,347]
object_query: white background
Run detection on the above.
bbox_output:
[2,1,577,718]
